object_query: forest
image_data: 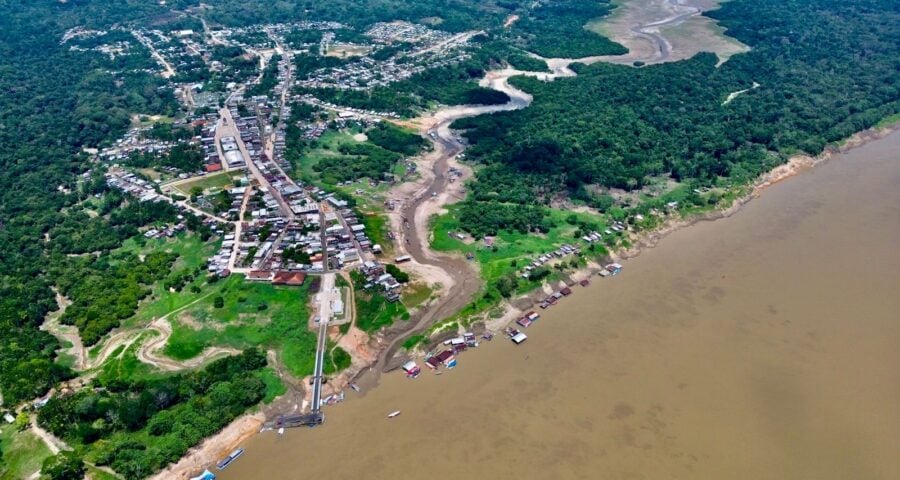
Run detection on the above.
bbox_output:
[0,0,897,476]
[297,45,511,117]
[452,0,899,235]
[37,350,267,478]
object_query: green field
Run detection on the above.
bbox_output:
[115,234,222,328]
[171,171,243,196]
[431,206,611,286]
[256,368,287,404]
[361,213,392,255]
[163,278,345,378]
[97,331,161,385]
[402,283,434,309]
[0,426,52,480]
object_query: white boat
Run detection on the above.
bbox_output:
[277,427,284,435]
[388,410,401,418]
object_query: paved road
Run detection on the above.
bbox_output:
[311,272,335,413]
[218,107,296,220]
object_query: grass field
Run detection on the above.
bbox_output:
[402,282,434,310]
[431,205,610,287]
[361,213,392,255]
[97,331,161,385]
[171,171,243,196]
[256,368,287,404]
[116,234,219,321]
[163,279,324,378]
[325,44,373,58]
[354,287,410,333]
[0,426,52,480]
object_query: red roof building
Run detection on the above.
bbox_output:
[205,163,223,173]
[272,270,306,286]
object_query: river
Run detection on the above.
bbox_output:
[221,129,900,478]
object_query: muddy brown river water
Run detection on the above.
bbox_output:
[222,131,900,479]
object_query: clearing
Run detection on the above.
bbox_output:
[586,0,749,64]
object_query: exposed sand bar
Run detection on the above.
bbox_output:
[220,129,900,480]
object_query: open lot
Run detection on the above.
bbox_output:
[169,170,243,196]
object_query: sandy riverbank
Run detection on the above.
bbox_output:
[466,119,900,339]
[147,412,265,480]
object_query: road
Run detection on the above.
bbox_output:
[310,272,335,414]
[131,30,176,78]
[408,30,483,58]
[218,107,296,220]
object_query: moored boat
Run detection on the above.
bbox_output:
[216,448,244,470]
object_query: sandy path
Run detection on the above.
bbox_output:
[137,317,240,371]
[135,291,241,371]
[40,289,85,370]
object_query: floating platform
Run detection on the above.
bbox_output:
[275,412,325,428]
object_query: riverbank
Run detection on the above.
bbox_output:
[477,119,900,332]
[220,127,900,480]
[147,412,264,480]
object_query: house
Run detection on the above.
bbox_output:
[560,287,572,296]
[247,270,273,281]
[272,270,306,286]
[401,361,421,378]
[425,356,442,369]
[434,350,456,368]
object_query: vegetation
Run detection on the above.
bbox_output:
[0,427,53,480]
[506,0,626,57]
[454,0,900,236]
[163,278,321,377]
[54,251,177,345]
[41,452,85,480]
[37,350,267,479]
[366,123,425,156]
[350,272,410,332]
[247,54,282,97]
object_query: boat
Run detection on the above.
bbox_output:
[511,332,528,345]
[277,427,284,435]
[388,410,401,418]
[189,469,216,480]
[349,383,361,392]
[216,448,244,470]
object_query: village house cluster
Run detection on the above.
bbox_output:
[295,21,473,92]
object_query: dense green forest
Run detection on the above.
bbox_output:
[506,0,626,58]
[0,1,185,406]
[453,0,899,236]
[0,0,897,476]
[37,350,267,478]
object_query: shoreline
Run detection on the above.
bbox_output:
[149,5,900,473]
[145,117,900,480]
[449,119,900,341]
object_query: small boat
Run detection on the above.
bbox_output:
[216,448,244,470]
[388,410,401,418]
[349,383,361,392]
[189,469,216,480]
[277,427,284,435]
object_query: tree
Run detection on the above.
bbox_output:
[14,412,30,431]
[41,452,85,480]
[213,296,225,309]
